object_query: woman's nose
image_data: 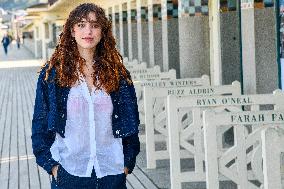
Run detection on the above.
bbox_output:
[85,25,93,34]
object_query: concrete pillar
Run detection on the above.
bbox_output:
[34,26,40,58]
[148,0,155,67]
[48,21,53,59]
[240,0,256,94]
[111,6,116,40]
[41,19,55,60]
[137,0,143,61]
[114,5,121,50]
[130,0,138,60]
[141,0,150,65]
[105,7,109,19]
[163,0,179,77]
[122,3,129,58]
[105,8,110,35]
[119,3,124,57]
[161,0,169,71]
[127,0,133,61]
[178,0,210,79]
[41,22,47,60]
[41,21,53,60]
[209,0,222,85]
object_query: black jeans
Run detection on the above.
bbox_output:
[3,45,8,54]
[51,165,127,189]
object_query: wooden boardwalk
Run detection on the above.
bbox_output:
[0,66,51,189]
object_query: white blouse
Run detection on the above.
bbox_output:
[50,78,124,178]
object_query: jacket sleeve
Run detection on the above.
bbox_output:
[31,68,59,175]
[122,69,140,174]
[122,133,140,174]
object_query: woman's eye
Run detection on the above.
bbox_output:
[77,23,85,28]
[92,24,100,28]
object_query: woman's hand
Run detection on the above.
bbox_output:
[52,165,59,180]
[124,167,129,176]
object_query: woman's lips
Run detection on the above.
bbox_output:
[82,38,94,42]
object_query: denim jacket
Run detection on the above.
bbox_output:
[31,66,140,175]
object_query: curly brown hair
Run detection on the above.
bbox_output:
[43,3,131,93]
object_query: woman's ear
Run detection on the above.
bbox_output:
[71,28,75,37]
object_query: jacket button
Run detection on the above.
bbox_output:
[115,115,118,118]
[116,130,120,134]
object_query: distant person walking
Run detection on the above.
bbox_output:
[16,36,21,49]
[2,34,10,55]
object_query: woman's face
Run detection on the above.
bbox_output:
[71,12,102,51]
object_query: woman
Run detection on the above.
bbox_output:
[31,3,140,189]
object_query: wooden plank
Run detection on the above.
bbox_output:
[0,69,9,165]
[262,128,283,189]
[27,68,51,189]
[27,67,51,189]
[126,180,134,189]
[0,70,10,189]
[21,69,41,189]
[0,71,13,189]
[126,174,145,189]
[131,166,159,189]
[17,69,30,189]
[9,69,19,189]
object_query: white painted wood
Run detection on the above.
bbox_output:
[203,109,284,189]
[137,75,210,133]
[145,81,241,169]
[167,94,182,189]
[133,68,175,125]
[130,65,201,127]
[129,65,160,75]
[234,120,249,189]
[134,75,210,101]
[167,90,284,189]
[203,110,219,189]
[262,128,284,189]
[134,74,209,90]
[208,0,222,85]
[127,63,147,69]
[123,57,147,71]
[132,68,176,81]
